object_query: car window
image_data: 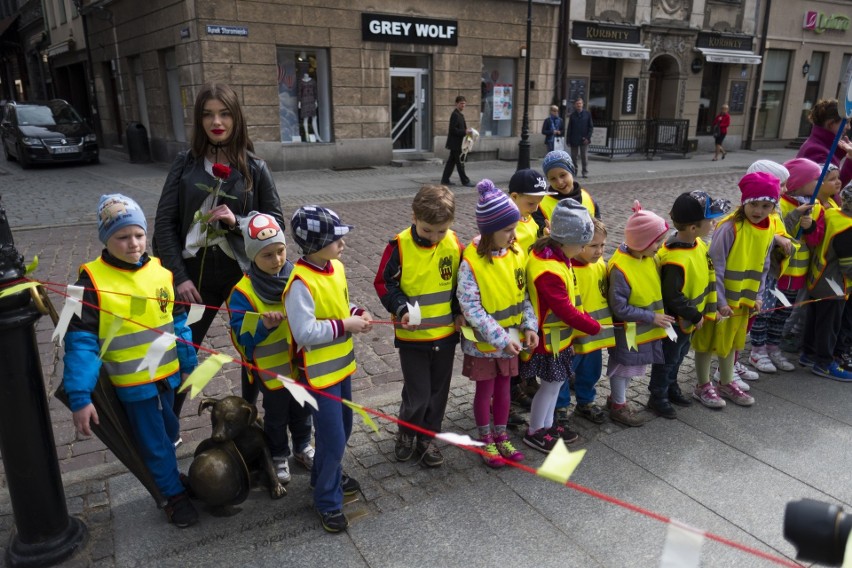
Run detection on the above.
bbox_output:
[17,106,56,126]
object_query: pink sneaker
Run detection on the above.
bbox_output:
[692,382,726,409]
[493,431,524,462]
[479,434,505,468]
[717,382,755,407]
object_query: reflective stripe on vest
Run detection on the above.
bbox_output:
[395,228,461,342]
[228,275,293,390]
[284,259,356,389]
[807,208,852,298]
[462,243,526,352]
[538,189,595,222]
[83,257,179,388]
[656,238,717,334]
[779,197,819,278]
[569,258,615,353]
[607,249,667,344]
[720,217,774,309]
[526,249,577,355]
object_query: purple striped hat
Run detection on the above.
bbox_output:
[475,179,520,234]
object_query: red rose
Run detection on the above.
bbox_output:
[212,163,232,180]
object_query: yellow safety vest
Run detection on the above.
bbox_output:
[228,275,293,390]
[570,258,615,353]
[284,260,356,389]
[719,217,775,308]
[607,248,667,345]
[395,227,461,342]
[83,257,179,388]
[538,189,595,222]
[462,243,526,352]
[514,215,539,256]
[656,238,717,334]
[807,208,852,297]
[525,249,577,355]
[779,197,821,278]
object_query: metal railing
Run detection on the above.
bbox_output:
[588,119,690,158]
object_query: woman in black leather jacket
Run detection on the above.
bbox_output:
[153,83,284,414]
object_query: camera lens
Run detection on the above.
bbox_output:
[784,498,852,566]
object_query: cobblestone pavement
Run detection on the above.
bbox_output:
[0,148,813,567]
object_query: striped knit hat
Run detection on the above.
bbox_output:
[475,179,520,234]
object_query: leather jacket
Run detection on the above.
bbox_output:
[153,151,284,286]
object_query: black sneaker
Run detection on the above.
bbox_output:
[648,398,677,419]
[164,492,198,528]
[522,428,557,453]
[394,432,415,462]
[667,390,693,407]
[341,473,360,496]
[574,403,606,424]
[416,438,444,467]
[835,351,852,371]
[554,407,571,426]
[507,411,527,428]
[547,424,579,444]
[319,509,348,533]
[511,387,532,410]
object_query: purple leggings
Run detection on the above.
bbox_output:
[473,375,511,428]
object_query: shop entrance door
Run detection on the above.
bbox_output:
[390,68,431,152]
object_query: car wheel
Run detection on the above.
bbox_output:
[3,140,14,162]
[17,144,31,169]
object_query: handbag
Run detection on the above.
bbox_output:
[553,136,565,152]
[712,124,721,137]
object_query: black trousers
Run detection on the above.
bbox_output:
[802,298,845,366]
[397,346,456,438]
[441,149,469,185]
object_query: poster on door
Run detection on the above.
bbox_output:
[492,85,513,120]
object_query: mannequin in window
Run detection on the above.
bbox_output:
[298,73,322,142]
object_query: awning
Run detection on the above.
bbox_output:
[571,39,650,60]
[695,47,761,65]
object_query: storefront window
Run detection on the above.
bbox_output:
[756,50,790,139]
[277,48,331,143]
[836,53,852,99]
[799,52,825,137]
[588,58,615,122]
[480,58,514,137]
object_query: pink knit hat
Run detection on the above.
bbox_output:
[782,158,821,193]
[738,172,780,204]
[624,201,669,251]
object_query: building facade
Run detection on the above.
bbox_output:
[83,0,562,170]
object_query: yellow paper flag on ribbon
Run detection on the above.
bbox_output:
[460,326,478,342]
[24,256,38,275]
[0,281,40,299]
[624,321,638,352]
[240,312,261,338]
[342,399,379,433]
[99,316,124,358]
[130,295,147,316]
[536,439,586,485]
[179,353,233,399]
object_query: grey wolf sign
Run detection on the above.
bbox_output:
[362,13,458,46]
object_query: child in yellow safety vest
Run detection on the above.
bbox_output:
[227,212,313,486]
[284,206,373,534]
[606,202,675,427]
[63,194,199,528]
[457,180,539,468]
[520,199,601,453]
[373,185,464,467]
[533,150,601,231]
[648,191,730,420]
[691,173,781,408]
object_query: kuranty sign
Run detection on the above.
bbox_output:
[696,33,752,51]
[572,22,640,45]
[803,11,850,34]
[362,13,458,46]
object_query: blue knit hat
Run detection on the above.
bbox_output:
[475,179,519,234]
[542,150,576,176]
[97,194,147,244]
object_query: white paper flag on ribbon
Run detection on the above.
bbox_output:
[280,376,318,410]
[186,303,205,327]
[770,288,792,307]
[435,432,485,447]
[659,520,705,568]
[136,333,176,380]
[52,285,85,346]
[664,325,678,341]
[827,278,845,297]
[406,301,421,325]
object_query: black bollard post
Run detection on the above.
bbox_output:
[0,196,87,567]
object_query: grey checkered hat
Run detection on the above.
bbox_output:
[290,205,353,255]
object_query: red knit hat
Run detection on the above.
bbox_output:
[738,172,781,204]
[624,201,669,251]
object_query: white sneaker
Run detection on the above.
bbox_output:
[767,349,795,371]
[748,351,777,373]
[273,456,291,484]
[712,370,750,392]
[294,445,315,470]
[174,437,183,449]
[734,361,760,381]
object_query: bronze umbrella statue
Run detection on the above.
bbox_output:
[36,284,167,507]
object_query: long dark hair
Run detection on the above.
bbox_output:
[191,83,254,191]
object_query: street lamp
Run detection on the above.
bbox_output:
[517,0,532,170]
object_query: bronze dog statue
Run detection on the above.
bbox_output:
[188,396,287,510]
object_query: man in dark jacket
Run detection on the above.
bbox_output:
[441,96,474,187]
[567,98,593,178]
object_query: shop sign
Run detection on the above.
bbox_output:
[572,21,640,44]
[362,13,458,46]
[206,25,248,37]
[622,78,638,115]
[696,32,752,51]
[803,11,850,34]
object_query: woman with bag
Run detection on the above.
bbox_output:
[712,104,730,161]
[542,105,565,152]
[153,83,285,416]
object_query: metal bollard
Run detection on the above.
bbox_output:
[0,196,87,567]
